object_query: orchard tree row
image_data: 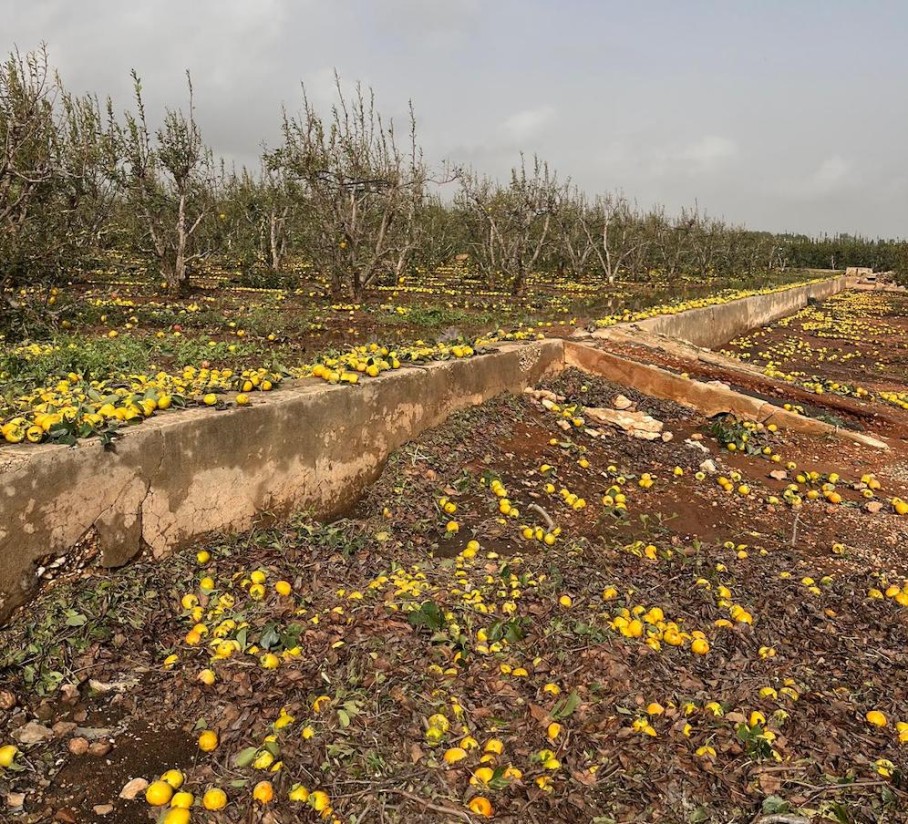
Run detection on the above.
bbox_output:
[3,46,906,306]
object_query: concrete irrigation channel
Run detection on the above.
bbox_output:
[0,274,872,625]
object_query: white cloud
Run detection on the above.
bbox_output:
[771,154,856,200]
[649,135,739,177]
[811,155,850,189]
[499,106,556,143]
[678,135,739,170]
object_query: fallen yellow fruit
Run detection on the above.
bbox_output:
[161,769,184,789]
[0,745,18,768]
[198,729,219,751]
[691,638,710,655]
[444,747,468,764]
[253,780,274,805]
[866,710,887,728]
[468,796,494,817]
[309,790,332,811]
[145,780,174,806]
[162,809,190,824]
[202,787,228,810]
[170,791,194,808]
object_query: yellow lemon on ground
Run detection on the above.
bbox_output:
[170,791,194,808]
[198,729,219,751]
[235,393,249,405]
[691,638,710,655]
[252,780,274,805]
[253,750,275,770]
[203,393,217,406]
[443,747,467,764]
[309,790,331,811]
[0,745,18,768]
[145,780,174,806]
[202,787,228,810]
[866,710,887,727]
[468,796,493,817]
[161,769,184,789]
[162,809,190,824]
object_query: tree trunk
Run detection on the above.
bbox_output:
[512,251,526,296]
[170,191,190,292]
[269,212,282,271]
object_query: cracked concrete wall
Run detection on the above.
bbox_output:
[621,276,849,349]
[0,340,565,624]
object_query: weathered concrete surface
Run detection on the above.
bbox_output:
[597,324,908,430]
[596,276,849,349]
[564,341,888,450]
[0,340,564,623]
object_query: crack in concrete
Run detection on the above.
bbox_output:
[139,429,169,556]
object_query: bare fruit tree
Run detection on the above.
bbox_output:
[0,48,56,278]
[213,163,293,274]
[550,188,649,283]
[1,46,118,333]
[268,75,427,300]
[584,192,645,283]
[459,155,559,295]
[553,186,594,279]
[114,70,214,292]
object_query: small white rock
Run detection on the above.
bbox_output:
[6,792,25,809]
[119,777,149,800]
[613,394,633,410]
[13,721,53,745]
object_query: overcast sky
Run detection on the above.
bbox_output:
[5,1,907,237]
